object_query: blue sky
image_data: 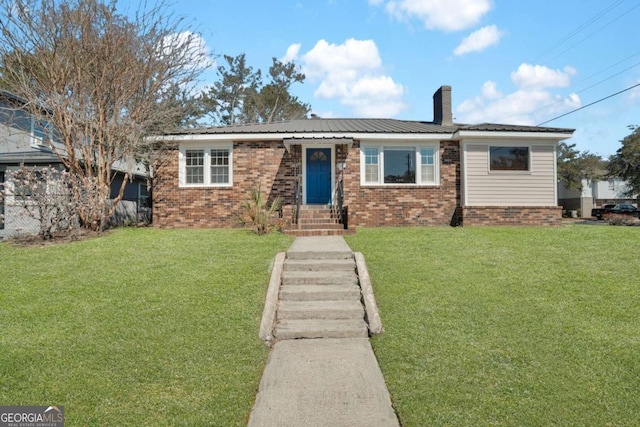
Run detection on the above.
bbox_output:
[145,0,640,157]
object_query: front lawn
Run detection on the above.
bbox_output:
[0,228,293,426]
[3,225,638,426]
[346,225,640,427]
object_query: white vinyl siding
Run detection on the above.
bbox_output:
[464,142,556,206]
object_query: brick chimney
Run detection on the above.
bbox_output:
[433,85,453,126]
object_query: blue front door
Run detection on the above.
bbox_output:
[306,148,332,204]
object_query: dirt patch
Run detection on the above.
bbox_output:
[6,228,111,247]
[564,217,640,226]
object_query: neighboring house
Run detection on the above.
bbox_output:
[0,91,149,239]
[558,178,637,217]
[150,85,574,234]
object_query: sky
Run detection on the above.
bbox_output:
[131,0,640,157]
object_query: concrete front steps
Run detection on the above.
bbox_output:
[284,205,353,236]
[273,249,368,340]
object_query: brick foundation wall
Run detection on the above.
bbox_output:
[462,206,562,226]
[342,140,461,227]
[152,141,293,228]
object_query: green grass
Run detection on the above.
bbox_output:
[3,226,639,426]
[0,228,293,426]
[346,226,640,427]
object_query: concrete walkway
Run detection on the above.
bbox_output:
[248,236,399,427]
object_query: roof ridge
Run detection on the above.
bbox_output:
[158,118,574,136]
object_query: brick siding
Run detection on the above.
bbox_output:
[342,140,461,227]
[152,141,294,228]
[153,138,559,229]
[462,206,562,226]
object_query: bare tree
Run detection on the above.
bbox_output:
[0,0,208,230]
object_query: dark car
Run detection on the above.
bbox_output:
[603,204,638,219]
[591,204,616,220]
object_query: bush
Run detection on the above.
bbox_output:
[236,184,283,235]
[9,166,79,239]
[607,214,636,226]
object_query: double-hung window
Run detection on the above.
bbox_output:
[364,147,379,183]
[210,149,230,184]
[420,147,436,183]
[361,144,439,185]
[185,149,205,184]
[180,144,232,187]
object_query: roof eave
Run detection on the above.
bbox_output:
[146,131,454,143]
[454,129,574,141]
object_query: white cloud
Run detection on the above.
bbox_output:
[161,31,215,95]
[299,38,407,117]
[163,31,214,70]
[456,66,581,125]
[453,25,503,56]
[511,63,577,90]
[374,0,493,32]
[339,75,406,117]
[481,81,502,100]
[303,39,382,80]
[457,88,580,125]
[280,43,301,63]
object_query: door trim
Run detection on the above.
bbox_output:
[302,145,335,205]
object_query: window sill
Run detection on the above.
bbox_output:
[360,183,440,188]
[488,170,532,175]
[179,183,233,189]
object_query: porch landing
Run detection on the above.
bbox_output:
[284,205,353,236]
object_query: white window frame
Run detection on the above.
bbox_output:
[179,142,233,187]
[360,142,440,186]
[488,144,532,173]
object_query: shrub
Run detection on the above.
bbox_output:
[9,166,79,239]
[236,184,283,235]
[607,214,635,226]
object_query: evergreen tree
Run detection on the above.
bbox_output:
[608,125,640,198]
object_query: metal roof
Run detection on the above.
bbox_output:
[162,118,574,136]
[0,151,61,164]
[457,123,574,133]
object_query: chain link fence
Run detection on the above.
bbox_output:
[1,193,152,240]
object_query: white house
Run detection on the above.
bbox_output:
[558,178,637,217]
